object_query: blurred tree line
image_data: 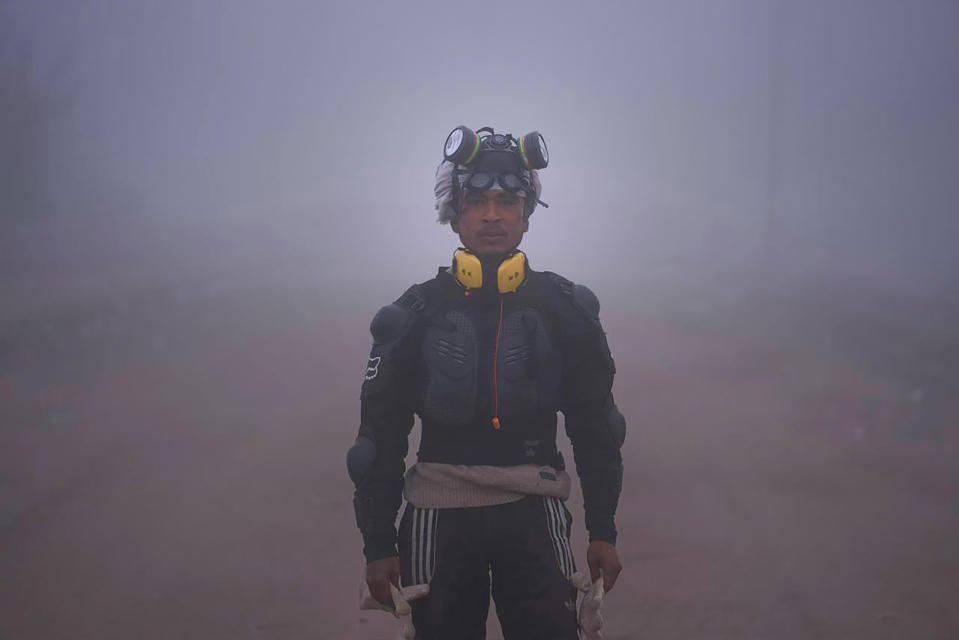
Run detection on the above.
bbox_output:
[0,11,79,286]
[0,26,71,232]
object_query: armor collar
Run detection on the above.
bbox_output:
[450,249,528,293]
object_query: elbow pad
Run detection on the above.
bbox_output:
[346,434,377,487]
[607,402,626,448]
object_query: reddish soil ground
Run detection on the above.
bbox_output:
[1,293,957,639]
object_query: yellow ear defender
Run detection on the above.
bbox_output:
[453,249,527,293]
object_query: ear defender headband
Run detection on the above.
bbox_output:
[443,126,549,219]
[452,249,528,294]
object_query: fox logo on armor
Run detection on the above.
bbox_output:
[365,356,381,381]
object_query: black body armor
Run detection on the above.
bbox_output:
[350,255,625,561]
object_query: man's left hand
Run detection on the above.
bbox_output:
[586,540,622,592]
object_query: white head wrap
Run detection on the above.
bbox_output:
[434,160,542,224]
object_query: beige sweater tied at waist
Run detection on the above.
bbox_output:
[403,461,572,509]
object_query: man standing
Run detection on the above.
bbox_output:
[347,126,625,639]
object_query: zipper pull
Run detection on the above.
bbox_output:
[491,294,505,432]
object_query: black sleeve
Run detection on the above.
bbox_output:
[350,299,420,562]
[559,290,626,546]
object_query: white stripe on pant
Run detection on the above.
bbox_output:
[411,507,438,585]
[543,497,575,579]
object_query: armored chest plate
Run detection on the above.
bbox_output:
[421,310,478,426]
[496,307,562,417]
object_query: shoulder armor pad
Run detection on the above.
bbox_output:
[544,272,601,324]
[370,281,437,344]
[544,271,575,296]
[572,284,600,319]
[370,302,414,344]
[394,284,427,312]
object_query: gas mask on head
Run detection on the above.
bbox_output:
[442,126,550,219]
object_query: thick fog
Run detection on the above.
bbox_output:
[2,2,958,639]
[5,0,959,298]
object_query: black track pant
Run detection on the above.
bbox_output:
[398,495,579,640]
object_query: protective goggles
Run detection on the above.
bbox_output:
[460,172,531,195]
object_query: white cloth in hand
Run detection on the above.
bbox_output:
[569,571,605,640]
[358,578,430,640]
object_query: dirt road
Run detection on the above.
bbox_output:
[1,294,957,639]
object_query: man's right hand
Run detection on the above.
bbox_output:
[366,556,401,608]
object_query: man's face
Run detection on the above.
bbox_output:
[451,190,529,256]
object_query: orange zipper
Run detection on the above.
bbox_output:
[491,293,504,430]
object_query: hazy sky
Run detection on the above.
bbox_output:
[6,0,959,293]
